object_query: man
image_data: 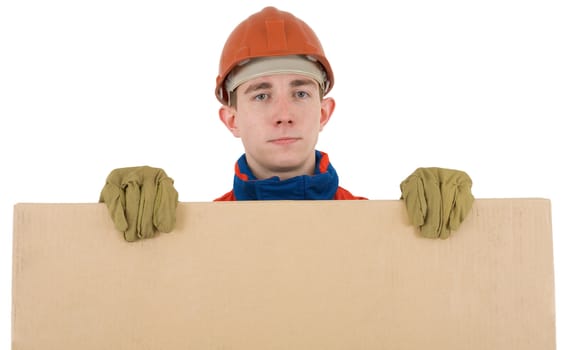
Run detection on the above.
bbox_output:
[100,7,473,241]
[214,7,363,201]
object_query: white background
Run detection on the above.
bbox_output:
[1,0,564,348]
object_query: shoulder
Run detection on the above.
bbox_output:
[214,190,236,201]
[334,187,367,200]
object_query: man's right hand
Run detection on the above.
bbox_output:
[99,166,178,242]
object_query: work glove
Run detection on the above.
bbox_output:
[100,166,179,242]
[400,167,474,239]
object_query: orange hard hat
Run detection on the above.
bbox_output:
[215,6,334,105]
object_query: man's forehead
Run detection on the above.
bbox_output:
[225,56,326,96]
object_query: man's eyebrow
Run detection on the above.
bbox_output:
[243,82,272,94]
[290,78,317,88]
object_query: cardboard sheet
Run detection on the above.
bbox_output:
[12,199,555,349]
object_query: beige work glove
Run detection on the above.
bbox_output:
[100,166,178,242]
[400,167,474,239]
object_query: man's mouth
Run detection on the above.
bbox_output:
[269,137,300,145]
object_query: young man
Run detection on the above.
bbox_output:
[213,6,364,201]
[100,7,473,241]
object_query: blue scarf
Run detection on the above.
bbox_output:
[233,150,339,200]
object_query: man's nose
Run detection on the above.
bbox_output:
[274,97,294,125]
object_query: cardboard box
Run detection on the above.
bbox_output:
[12,199,555,349]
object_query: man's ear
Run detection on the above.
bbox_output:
[218,105,240,137]
[319,97,335,131]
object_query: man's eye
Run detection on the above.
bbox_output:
[296,91,310,98]
[254,93,268,101]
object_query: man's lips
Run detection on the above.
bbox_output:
[268,137,301,145]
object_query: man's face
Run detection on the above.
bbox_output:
[219,73,335,180]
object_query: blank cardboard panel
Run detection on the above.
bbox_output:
[12,199,555,349]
